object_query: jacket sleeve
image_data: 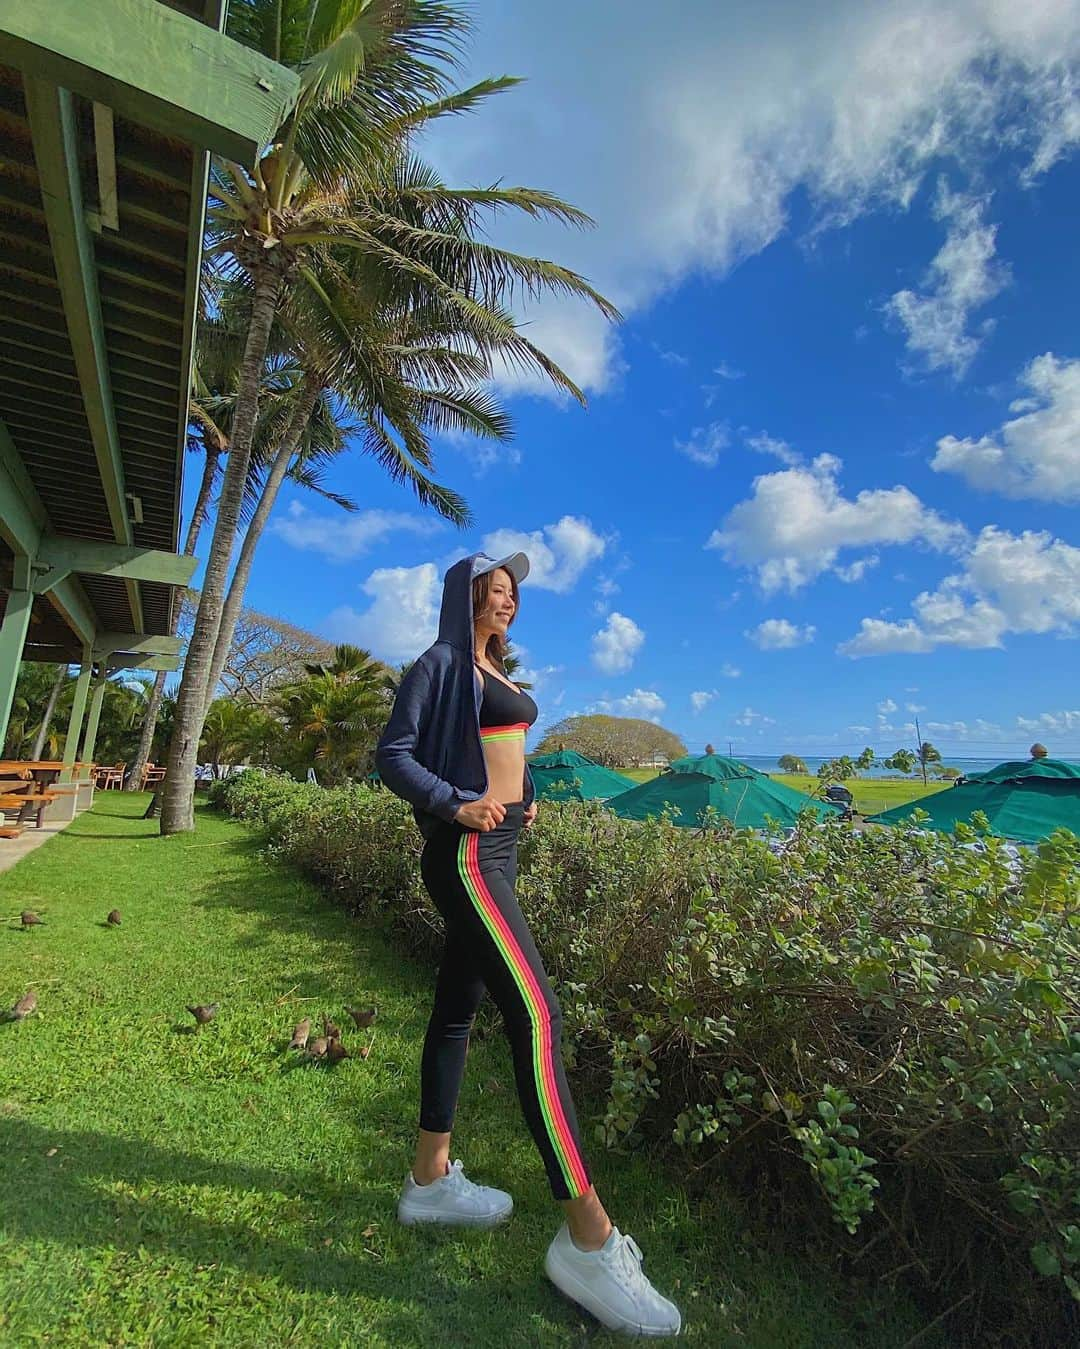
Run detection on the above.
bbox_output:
[375,659,471,823]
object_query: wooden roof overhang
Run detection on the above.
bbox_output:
[0,0,297,671]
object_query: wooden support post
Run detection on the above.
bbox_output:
[61,651,93,770]
[81,667,109,765]
[0,586,33,752]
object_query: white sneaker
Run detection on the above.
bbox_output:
[545,1223,682,1338]
[396,1158,513,1228]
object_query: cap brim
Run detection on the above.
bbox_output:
[474,551,529,584]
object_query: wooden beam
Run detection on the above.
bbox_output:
[0,0,300,167]
[0,417,45,557]
[0,421,98,650]
[96,632,182,656]
[0,586,34,749]
[91,103,119,232]
[23,79,144,633]
[33,535,197,587]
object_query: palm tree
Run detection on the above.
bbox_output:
[160,0,618,834]
[199,698,277,778]
[274,643,388,784]
[918,739,942,784]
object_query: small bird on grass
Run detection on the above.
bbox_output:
[327,1038,349,1064]
[20,911,43,928]
[306,1036,329,1061]
[346,1006,377,1029]
[106,910,122,926]
[186,1002,219,1026]
[323,1016,341,1041]
[289,1018,312,1051]
[8,989,36,1021]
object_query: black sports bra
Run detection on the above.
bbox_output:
[476,665,538,746]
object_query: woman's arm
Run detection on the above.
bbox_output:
[375,660,473,823]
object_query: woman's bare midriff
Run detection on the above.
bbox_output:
[482,739,528,805]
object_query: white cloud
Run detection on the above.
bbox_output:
[482,516,607,593]
[654,343,689,366]
[709,453,965,592]
[747,618,817,649]
[840,526,1080,656]
[676,422,730,467]
[883,183,1009,376]
[734,706,776,727]
[691,666,742,712]
[835,555,879,583]
[591,612,645,674]
[326,563,440,663]
[745,432,802,466]
[931,353,1080,503]
[425,0,1080,396]
[877,697,898,714]
[590,688,666,721]
[714,361,745,381]
[905,701,926,713]
[1016,710,1080,735]
[271,503,440,562]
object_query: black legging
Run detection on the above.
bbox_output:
[418,801,592,1201]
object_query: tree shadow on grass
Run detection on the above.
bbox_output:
[0,1114,559,1342]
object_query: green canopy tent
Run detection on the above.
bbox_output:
[664,752,763,778]
[606,758,841,831]
[527,749,636,801]
[868,757,1080,844]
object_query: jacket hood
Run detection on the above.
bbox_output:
[437,555,480,652]
[437,551,530,653]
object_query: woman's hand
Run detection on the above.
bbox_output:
[523,802,538,828]
[454,793,507,832]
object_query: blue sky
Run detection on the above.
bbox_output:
[189,0,1080,761]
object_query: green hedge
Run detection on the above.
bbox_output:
[209,772,1079,1344]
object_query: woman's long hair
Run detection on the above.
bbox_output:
[472,568,520,670]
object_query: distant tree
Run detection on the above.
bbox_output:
[882,749,918,775]
[778,754,807,774]
[704,743,716,755]
[856,746,876,771]
[940,765,962,779]
[535,715,686,768]
[817,755,858,784]
[918,739,943,784]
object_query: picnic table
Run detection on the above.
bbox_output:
[0,761,97,836]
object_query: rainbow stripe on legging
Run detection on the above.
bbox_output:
[456,831,591,1198]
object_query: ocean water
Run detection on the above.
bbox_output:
[736,755,1009,778]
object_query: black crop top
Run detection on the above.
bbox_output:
[477,666,538,737]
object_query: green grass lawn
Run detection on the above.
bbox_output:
[0,794,931,1347]
[618,768,947,817]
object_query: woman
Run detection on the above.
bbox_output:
[375,551,681,1338]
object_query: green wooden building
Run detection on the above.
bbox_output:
[0,0,297,765]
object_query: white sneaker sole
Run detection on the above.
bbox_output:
[544,1245,681,1338]
[397,1196,513,1229]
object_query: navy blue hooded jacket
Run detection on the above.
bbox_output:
[375,553,536,838]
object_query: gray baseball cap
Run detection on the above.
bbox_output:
[471,551,530,584]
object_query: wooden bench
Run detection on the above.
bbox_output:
[0,778,61,831]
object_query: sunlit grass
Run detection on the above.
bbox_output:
[0,793,930,1346]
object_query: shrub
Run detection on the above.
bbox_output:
[209,772,1079,1344]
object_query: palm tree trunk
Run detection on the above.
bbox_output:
[126,445,221,792]
[202,376,322,716]
[161,261,285,834]
[31,664,67,760]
